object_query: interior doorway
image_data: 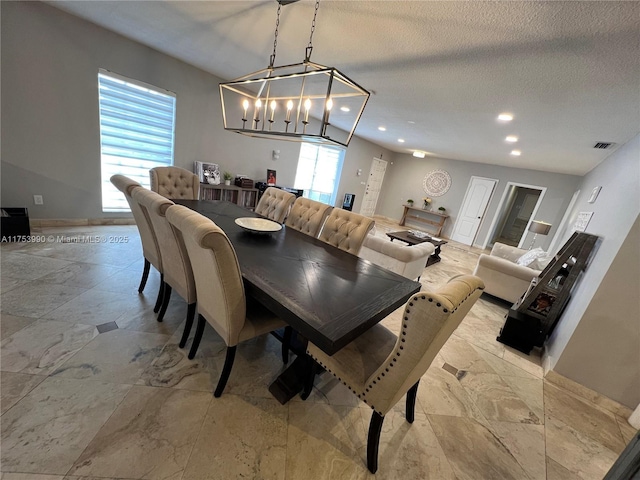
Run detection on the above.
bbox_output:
[485,183,547,249]
[360,158,387,217]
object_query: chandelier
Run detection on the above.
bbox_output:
[219,0,370,147]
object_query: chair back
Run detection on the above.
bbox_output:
[285,197,333,237]
[318,208,375,255]
[150,166,199,200]
[255,187,295,223]
[365,275,484,415]
[132,189,196,303]
[165,204,246,345]
[110,175,162,271]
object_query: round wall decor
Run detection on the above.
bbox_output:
[422,170,452,197]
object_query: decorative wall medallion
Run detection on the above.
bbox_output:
[422,170,451,197]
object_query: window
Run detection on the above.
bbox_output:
[98,70,176,212]
[294,143,344,205]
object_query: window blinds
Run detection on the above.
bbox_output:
[98,70,176,212]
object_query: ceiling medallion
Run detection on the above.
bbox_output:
[219,0,370,147]
[422,170,452,197]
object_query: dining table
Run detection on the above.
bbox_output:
[175,199,422,403]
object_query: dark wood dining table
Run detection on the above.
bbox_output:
[175,199,421,402]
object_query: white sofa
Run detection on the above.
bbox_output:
[472,242,549,303]
[359,235,435,280]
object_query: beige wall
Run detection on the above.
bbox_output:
[377,153,581,249]
[0,2,392,218]
[547,134,640,407]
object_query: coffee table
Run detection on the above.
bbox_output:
[386,230,448,266]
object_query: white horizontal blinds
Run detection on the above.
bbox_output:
[98,70,176,212]
[294,143,344,205]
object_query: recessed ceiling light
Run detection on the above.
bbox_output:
[408,121,415,124]
[412,151,426,158]
[340,106,350,112]
[378,126,387,131]
[498,113,514,122]
[510,150,521,156]
[505,135,518,143]
[398,138,405,143]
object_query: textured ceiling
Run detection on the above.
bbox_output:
[49,1,640,175]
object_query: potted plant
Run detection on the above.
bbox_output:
[438,206,446,214]
[407,199,414,207]
[223,171,233,186]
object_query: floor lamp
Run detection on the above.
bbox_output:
[528,220,552,249]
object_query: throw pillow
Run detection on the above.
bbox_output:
[529,255,553,270]
[516,248,547,267]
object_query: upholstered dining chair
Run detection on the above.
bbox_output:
[317,208,375,255]
[303,275,485,473]
[132,188,197,347]
[149,166,200,200]
[254,187,296,223]
[110,175,165,312]
[165,204,291,397]
[284,196,333,238]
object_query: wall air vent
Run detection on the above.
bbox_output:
[593,142,616,149]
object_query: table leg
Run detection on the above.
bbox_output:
[269,354,312,404]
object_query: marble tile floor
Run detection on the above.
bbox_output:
[0,222,635,479]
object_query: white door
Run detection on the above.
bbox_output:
[360,158,387,217]
[451,177,497,245]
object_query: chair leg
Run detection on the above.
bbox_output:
[281,326,293,364]
[214,346,237,398]
[367,411,385,474]
[156,283,172,322]
[179,303,197,349]
[300,357,317,400]
[406,380,420,424]
[153,275,165,313]
[188,314,206,360]
[138,259,151,293]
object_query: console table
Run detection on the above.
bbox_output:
[399,205,448,237]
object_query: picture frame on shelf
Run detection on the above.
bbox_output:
[194,161,220,184]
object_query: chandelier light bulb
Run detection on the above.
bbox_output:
[285,100,293,122]
[242,99,249,119]
[269,100,277,121]
[304,98,311,122]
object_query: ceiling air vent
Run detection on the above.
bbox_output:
[593,142,616,149]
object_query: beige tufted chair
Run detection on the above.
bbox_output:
[165,204,290,397]
[285,197,333,238]
[304,275,485,473]
[149,166,200,200]
[254,187,296,223]
[132,189,197,347]
[110,175,166,312]
[317,208,375,255]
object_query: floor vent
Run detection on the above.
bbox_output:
[593,142,616,149]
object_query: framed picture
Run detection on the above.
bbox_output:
[267,169,277,186]
[573,211,593,232]
[527,291,556,317]
[194,161,220,184]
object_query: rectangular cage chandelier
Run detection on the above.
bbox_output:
[219,0,369,148]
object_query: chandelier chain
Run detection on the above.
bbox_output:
[308,0,320,49]
[305,0,320,61]
[269,2,282,68]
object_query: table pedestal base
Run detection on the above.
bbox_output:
[269,355,311,404]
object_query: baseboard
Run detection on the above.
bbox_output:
[544,370,634,418]
[30,218,136,227]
